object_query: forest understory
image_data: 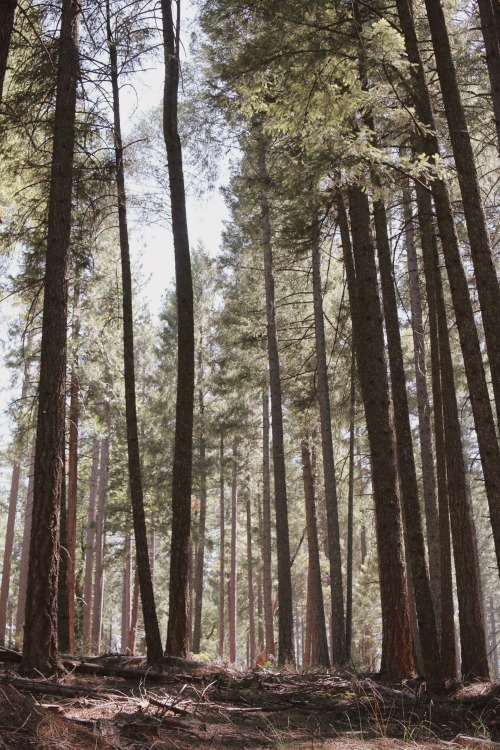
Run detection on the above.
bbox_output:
[0,650,499,750]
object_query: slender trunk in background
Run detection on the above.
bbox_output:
[58,468,70,652]
[345,349,356,658]
[122,534,132,652]
[128,566,140,653]
[301,438,330,668]
[258,136,294,666]
[16,440,35,643]
[0,359,30,644]
[107,2,163,666]
[229,443,238,664]
[256,493,264,650]
[22,0,80,675]
[261,387,275,656]
[311,240,346,667]
[82,437,100,649]
[372,189,443,690]
[342,187,415,680]
[489,597,499,678]
[246,487,256,666]
[432,232,489,679]
[218,434,225,658]
[0,0,17,102]
[396,0,500,579]
[477,0,500,151]
[423,0,500,423]
[91,431,110,654]
[402,182,440,626]
[161,0,194,658]
[66,281,80,654]
[417,185,457,681]
[192,368,207,653]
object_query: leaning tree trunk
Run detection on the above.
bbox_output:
[161,0,194,659]
[476,0,500,151]
[258,135,294,666]
[371,189,444,691]
[0,0,17,102]
[423,0,500,424]
[91,430,110,654]
[21,0,79,675]
[311,239,346,667]
[340,187,415,680]
[345,349,356,658]
[107,2,163,666]
[395,0,500,584]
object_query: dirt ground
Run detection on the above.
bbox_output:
[0,660,499,749]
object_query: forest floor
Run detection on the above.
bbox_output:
[0,653,499,750]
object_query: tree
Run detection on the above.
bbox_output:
[161,0,195,658]
[22,0,80,674]
[0,0,18,101]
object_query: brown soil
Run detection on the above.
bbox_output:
[0,660,499,750]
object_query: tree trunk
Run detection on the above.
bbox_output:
[489,596,499,679]
[22,0,79,675]
[0,0,17,102]
[107,2,163,666]
[16,440,35,644]
[311,240,346,667]
[82,436,100,650]
[246,487,256,667]
[91,432,110,654]
[128,566,140,654]
[58,467,70,653]
[258,135,294,666]
[192,373,207,653]
[261,387,275,656]
[402,182,441,628]
[0,360,30,644]
[218,433,225,659]
[345,349,355,659]
[417,185,457,681]
[477,0,500,151]
[161,0,194,659]
[229,442,238,664]
[396,0,500,581]
[301,437,330,668]
[122,534,132,652]
[372,189,443,690]
[66,281,80,654]
[424,210,489,679]
[341,187,415,680]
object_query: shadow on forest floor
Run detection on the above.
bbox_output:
[0,653,499,749]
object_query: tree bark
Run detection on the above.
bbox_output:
[402,182,440,628]
[261,388,275,656]
[0,0,17,102]
[192,365,207,653]
[82,436,100,650]
[311,240,346,667]
[218,433,225,659]
[258,135,294,666]
[107,2,163,666]
[16,440,35,644]
[417,185,457,681]
[345,349,355,659]
[301,437,330,668]
[66,281,80,654]
[161,0,194,659]
[246,487,256,667]
[0,360,30,644]
[22,0,79,674]
[122,534,132,652]
[340,187,415,680]
[91,432,109,654]
[229,442,238,665]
